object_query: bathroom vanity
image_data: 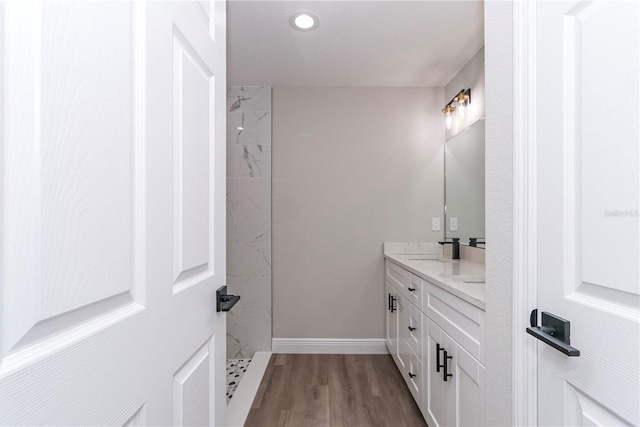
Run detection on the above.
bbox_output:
[384,244,486,426]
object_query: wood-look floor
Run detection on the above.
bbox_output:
[244,354,428,427]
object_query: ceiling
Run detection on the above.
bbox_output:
[227,1,484,87]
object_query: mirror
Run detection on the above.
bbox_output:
[445,119,485,247]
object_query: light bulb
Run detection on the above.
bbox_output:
[443,105,455,130]
[294,14,315,29]
[457,101,466,119]
[455,91,468,119]
[290,12,319,31]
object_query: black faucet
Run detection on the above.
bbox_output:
[469,238,486,247]
[438,238,460,260]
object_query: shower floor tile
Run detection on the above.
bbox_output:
[227,358,252,403]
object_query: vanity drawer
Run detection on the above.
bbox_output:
[405,348,423,406]
[407,303,423,359]
[425,282,484,363]
[386,260,410,294]
[406,273,424,310]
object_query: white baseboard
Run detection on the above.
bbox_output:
[272,338,389,354]
[226,351,271,427]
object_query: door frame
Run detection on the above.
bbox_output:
[512,1,538,426]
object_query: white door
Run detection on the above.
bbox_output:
[536,1,639,425]
[0,1,227,425]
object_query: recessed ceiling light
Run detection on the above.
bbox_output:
[289,11,319,32]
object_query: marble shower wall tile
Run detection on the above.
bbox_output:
[227,243,271,279]
[227,210,271,245]
[226,86,272,359]
[226,260,272,358]
[239,179,271,211]
[227,144,271,178]
[228,111,272,145]
[227,178,240,211]
[227,86,272,112]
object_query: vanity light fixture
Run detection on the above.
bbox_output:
[289,11,320,32]
[443,105,455,130]
[442,88,471,129]
[455,89,470,118]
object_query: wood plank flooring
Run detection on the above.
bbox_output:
[244,354,428,427]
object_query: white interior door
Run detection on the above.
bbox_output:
[536,1,639,425]
[0,1,227,425]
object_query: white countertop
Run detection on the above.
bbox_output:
[384,253,486,310]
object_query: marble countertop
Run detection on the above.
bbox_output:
[384,253,486,310]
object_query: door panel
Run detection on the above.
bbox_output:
[1,0,143,369]
[173,338,214,426]
[536,1,639,425]
[575,2,638,295]
[566,383,633,427]
[426,318,452,427]
[453,344,485,427]
[171,9,215,290]
[0,1,227,425]
[41,2,136,319]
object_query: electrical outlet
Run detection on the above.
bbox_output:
[432,218,441,231]
[449,217,458,231]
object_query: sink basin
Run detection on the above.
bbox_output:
[452,275,485,283]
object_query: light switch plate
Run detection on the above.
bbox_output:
[432,218,441,231]
[450,217,458,231]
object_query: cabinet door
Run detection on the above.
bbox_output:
[406,348,423,406]
[451,343,486,427]
[407,302,423,359]
[425,318,455,427]
[396,293,409,374]
[407,273,423,310]
[385,281,399,367]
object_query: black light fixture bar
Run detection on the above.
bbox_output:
[443,88,471,110]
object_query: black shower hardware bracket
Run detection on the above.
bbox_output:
[216,285,241,312]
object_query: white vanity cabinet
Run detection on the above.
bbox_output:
[425,317,454,427]
[385,281,399,368]
[425,318,486,427]
[386,280,410,374]
[384,259,485,426]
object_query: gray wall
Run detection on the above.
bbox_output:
[272,87,444,339]
[485,2,513,425]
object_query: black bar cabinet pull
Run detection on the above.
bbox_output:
[408,326,416,332]
[526,309,580,357]
[443,350,453,381]
[408,287,416,292]
[390,296,396,313]
[436,343,443,372]
[409,372,416,378]
[388,293,392,311]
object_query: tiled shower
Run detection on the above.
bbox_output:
[225,86,272,399]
